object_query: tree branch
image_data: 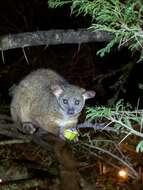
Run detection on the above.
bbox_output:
[0,179,45,190]
[77,122,118,133]
[0,29,113,50]
[0,114,138,186]
[0,114,122,140]
[0,115,82,190]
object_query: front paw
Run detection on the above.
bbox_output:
[21,122,36,134]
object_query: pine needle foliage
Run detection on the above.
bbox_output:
[48,0,143,61]
[48,0,143,153]
[86,99,143,153]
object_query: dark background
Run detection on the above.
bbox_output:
[0,0,143,107]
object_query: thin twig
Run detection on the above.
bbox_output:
[0,139,30,145]
[111,118,143,138]
[81,142,138,178]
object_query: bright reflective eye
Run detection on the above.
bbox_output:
[63,99,68,104]
[75,100,80,105]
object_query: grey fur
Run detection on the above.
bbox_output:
[11,69,95,138]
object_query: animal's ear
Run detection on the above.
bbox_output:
[82,90,96,100]
[51,84,63,97]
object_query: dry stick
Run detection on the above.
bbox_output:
[0,139,30,145]
[81,142,138,178]
[0,119,82,190]
[0,123,33,141]
[0,118,139,187]
[111,118,143,138]
[0,29,113,50]
[83,139,137,177]
[0,179,43,190]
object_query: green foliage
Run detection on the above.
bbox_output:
[48,0,71,8]
[48,0,143,61]
[86,106,111,120]
[136,140,143,153]
[138,83,143,90]
[86,99,143,153]
[48,0,143,151]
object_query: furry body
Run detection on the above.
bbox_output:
[11,69,95,138]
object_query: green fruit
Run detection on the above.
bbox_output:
[64,128,78,141]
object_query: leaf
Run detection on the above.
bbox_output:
[124,117,132,129]
[138,83,143,90]
[136,140,143,153]
[114,123,122,130]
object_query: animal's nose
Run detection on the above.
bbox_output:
[67,108,75,115]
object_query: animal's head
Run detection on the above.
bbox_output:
[51,84,95,117]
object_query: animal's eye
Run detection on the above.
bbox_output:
[63,99,68,104]
[75,100,80,105]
